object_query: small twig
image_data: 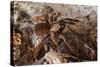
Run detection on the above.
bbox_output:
[59,34,73,54]
[33,57,46,64]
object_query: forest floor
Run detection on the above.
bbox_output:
[11,1,97,66]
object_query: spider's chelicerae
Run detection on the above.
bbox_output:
[32,9,80,54]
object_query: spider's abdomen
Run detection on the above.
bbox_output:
[34,23,51,36]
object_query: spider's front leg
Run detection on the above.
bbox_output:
[50,31,58,51]
[50,23,61,52]
[47,11,62,24]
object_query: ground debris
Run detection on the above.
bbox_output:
[11,1,97,65]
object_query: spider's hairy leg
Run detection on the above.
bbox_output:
[47,11,62,24]
[52,11,62,21]
[47,13,53,23]
[58,18,80,25]
[50,31,59,51]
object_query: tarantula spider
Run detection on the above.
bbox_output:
[32,10,80,53]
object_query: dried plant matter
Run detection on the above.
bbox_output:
[11,1,97,66]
